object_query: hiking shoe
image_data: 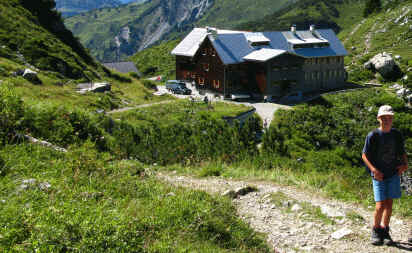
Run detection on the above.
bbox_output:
[408,229,412,243]
[371,227,383,245]
[382,227,394,246]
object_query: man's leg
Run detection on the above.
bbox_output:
[380,199,394,245]
[381,198,393,227]
[372,201,385,245]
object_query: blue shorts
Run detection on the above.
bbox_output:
[372,174,401,202]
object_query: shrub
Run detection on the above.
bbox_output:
[106,114,260,164]
[21,103,106,148]
[141,79,158,91]
[262,89,410,169]
[348,66,375,82]
[0,84,25,145]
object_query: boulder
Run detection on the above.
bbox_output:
[390,83,403,90]
[364,53,397,78]
[23,68,41,84]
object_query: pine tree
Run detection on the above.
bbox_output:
[363,0,382,17]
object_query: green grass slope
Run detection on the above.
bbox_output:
[343,0,412,84]
[0,0,172,112]
[0,0,103,80]
[0,77,266,251]
[129,39,179,79]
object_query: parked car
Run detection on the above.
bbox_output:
[172,86,192,95]
[165,80,185,90]
[165,80,191,95]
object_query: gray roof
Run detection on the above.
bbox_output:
[173,28,348,65]
[103,62,141,76]
[171,27,242,57]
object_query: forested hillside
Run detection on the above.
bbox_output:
[55,0,122,17]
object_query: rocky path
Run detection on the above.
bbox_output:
[157,172,412,252]
[107,100,174,114]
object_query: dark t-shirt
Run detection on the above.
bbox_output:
[362,128,405,179]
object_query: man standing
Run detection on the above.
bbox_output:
[362,105,408,246]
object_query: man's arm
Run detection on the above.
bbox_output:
[362,153,384,181]
[398,153,408,175]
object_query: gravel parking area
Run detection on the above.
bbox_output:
[155,81,292,125]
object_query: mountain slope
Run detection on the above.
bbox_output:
[238,0,362,33]
[64,0,295,62]
[55,0,122,17]
[0,0,104,79]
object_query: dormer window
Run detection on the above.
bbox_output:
[202,48,208,56]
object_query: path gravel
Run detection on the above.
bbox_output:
[157,172,412,253]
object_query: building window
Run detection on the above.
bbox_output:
[203,63,209,71]
[317,71,321,80]
[213,80,220,89]
[312,72,316,80]
[191,73,196,78]
[202,48,208,56]
[184,71,190,79]
[198,78,204,85]
[211,49,216,56]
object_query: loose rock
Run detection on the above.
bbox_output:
[331,227,353,239]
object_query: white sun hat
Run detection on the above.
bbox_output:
[377,105,394,118]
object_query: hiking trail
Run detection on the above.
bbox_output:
[157,172,412,252]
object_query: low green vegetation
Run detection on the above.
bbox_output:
[0,82,269,251]
[130,39,180,79]
[0,0,101,79]
[0,143,270,252]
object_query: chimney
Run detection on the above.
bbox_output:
[310,24,316,33]
[291,24,296,33]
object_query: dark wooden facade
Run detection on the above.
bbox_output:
[176,38,225,93]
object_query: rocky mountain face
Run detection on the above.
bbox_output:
[55,0,122,17]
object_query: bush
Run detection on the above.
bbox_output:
[141,80,158,91]
[262,89,410,169]
[21,103,107,148]
[0,84,25,145]
[348,66,375,82]
[106,114,260,164]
